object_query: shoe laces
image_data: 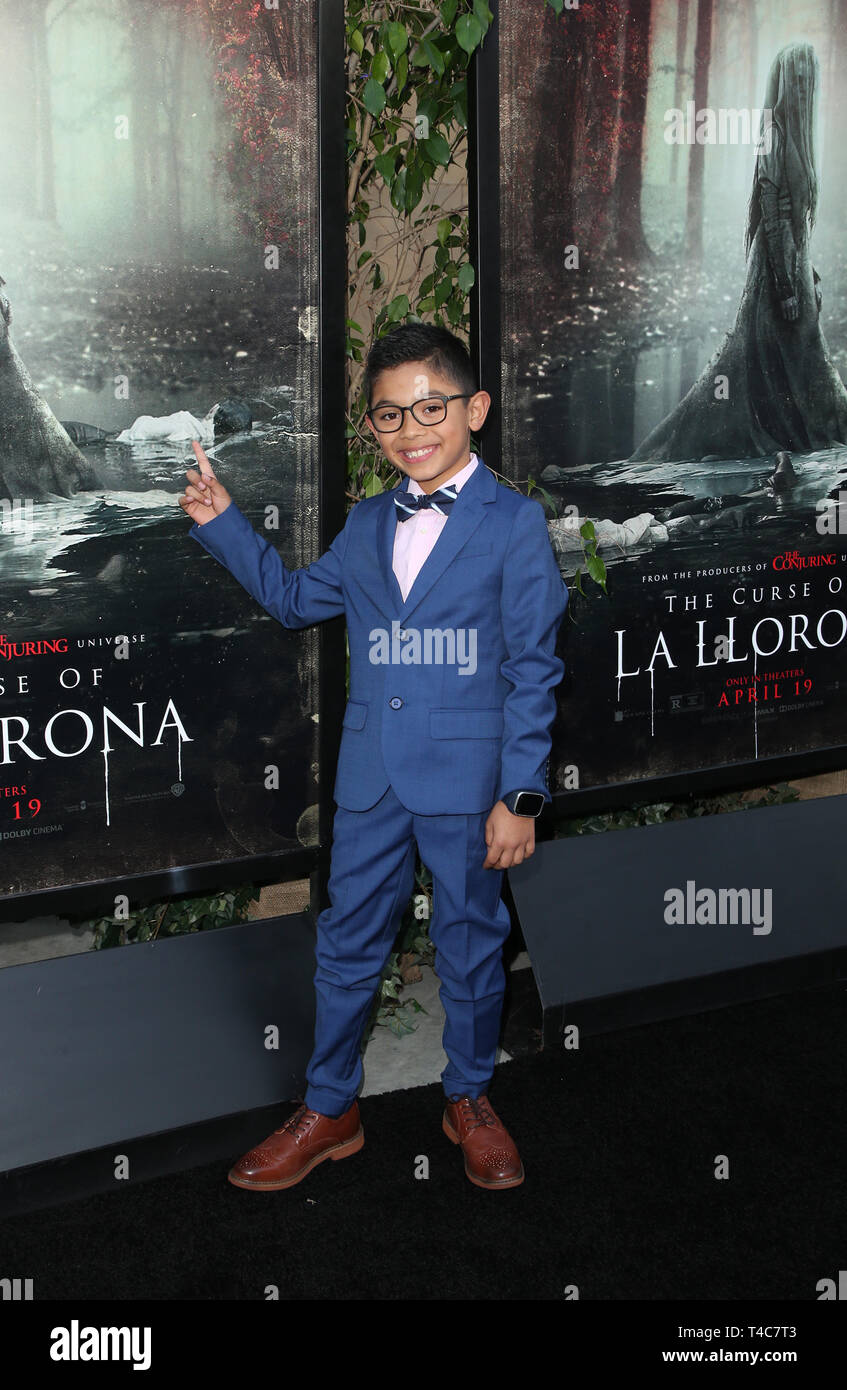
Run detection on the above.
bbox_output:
[274,1103,318,1139]
[451,1095,496,1134]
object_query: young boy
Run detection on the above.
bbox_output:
[179,322,568,1190]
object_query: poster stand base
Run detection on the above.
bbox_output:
[0,913,317,1196]
[508,794,847,1048]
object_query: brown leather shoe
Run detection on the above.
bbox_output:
[443,1093,524,1189]
[228,1100,364,1190]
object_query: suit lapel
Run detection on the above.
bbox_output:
[376,458,496,623]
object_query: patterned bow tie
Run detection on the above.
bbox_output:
[394,483,458,521]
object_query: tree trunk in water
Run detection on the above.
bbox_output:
[163,17,187,257]
[1,0,40,216]
[0,278,96,503]
[129,0,160,256]
[685,0,714,262]
[611,0,653,261]
[32,0,57,221]
[669,0,690,186]
[823,0,847,224]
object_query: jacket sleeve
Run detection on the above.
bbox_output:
[496,498,569,805]
[189,500,350,629]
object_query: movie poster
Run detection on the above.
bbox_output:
[484,0,847,797]
[0,0,325,898]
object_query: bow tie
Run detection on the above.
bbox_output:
[394,483,458,521]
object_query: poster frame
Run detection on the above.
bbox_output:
[0,0,349,922]
[470,0,847,815]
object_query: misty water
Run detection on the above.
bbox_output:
[0,408,314,632]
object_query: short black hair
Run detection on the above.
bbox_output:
[364,322,478,409]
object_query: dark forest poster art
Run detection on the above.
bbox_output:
[0,0,324,898]
[492,0,847,798]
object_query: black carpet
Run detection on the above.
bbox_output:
[1,979,845,1301]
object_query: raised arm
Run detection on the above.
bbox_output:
[180,443,349,629]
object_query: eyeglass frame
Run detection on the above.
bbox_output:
[365,391,476,433]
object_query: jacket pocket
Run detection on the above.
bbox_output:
[342,699,368,731]
[456,542,492,559]
[429,708,504,739]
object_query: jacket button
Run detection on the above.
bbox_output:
[389,697,403,709]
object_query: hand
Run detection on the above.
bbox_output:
[483,799,535,870]
[178,440,232,525]
[780,294,799,321]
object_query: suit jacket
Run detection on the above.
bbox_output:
[189,457,568,814]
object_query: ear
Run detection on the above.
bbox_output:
[469,390,492,432]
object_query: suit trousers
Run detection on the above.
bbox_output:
[303,783,514,1116]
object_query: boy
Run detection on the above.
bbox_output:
[179,323,568,1190]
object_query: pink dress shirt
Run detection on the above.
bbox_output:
[392,453,480,602]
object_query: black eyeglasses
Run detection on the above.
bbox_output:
[366,392,474,433]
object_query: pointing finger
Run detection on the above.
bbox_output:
[191,439,216,479]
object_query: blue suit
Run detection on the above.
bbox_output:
[190,457,568,1111]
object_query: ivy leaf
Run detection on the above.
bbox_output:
[586,553,607,589]
[437,217,452,246]
[362,77,386,117]
[423,132,451,166]
[531,482,558,514]
[374,151,397,182]
[371,50,390,85]
[457,262,475,293]
[387,293,410,322]
[349,27,364,56]
[440,0,459,25]
[404,162,424,210]
[386,21,407,59]
[412,36,445,75]
[456,14,483,54]
[391,168,406,210]
[435,276,452,307]
[396,52,408,89]
[364,471,384,497]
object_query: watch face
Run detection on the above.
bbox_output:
[514,792,544,816]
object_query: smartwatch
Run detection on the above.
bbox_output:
[502,789,546,818]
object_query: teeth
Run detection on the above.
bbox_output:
[404,446,436,459]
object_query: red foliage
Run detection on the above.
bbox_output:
[170,0,298,247]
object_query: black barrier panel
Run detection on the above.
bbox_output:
[508,795,847,1045]
[0,914,317,1176]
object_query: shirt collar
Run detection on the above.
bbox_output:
[406,452,479,496]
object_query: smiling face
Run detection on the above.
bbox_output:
[365,359,491,494]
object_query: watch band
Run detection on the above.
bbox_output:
[502,789,546,818]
